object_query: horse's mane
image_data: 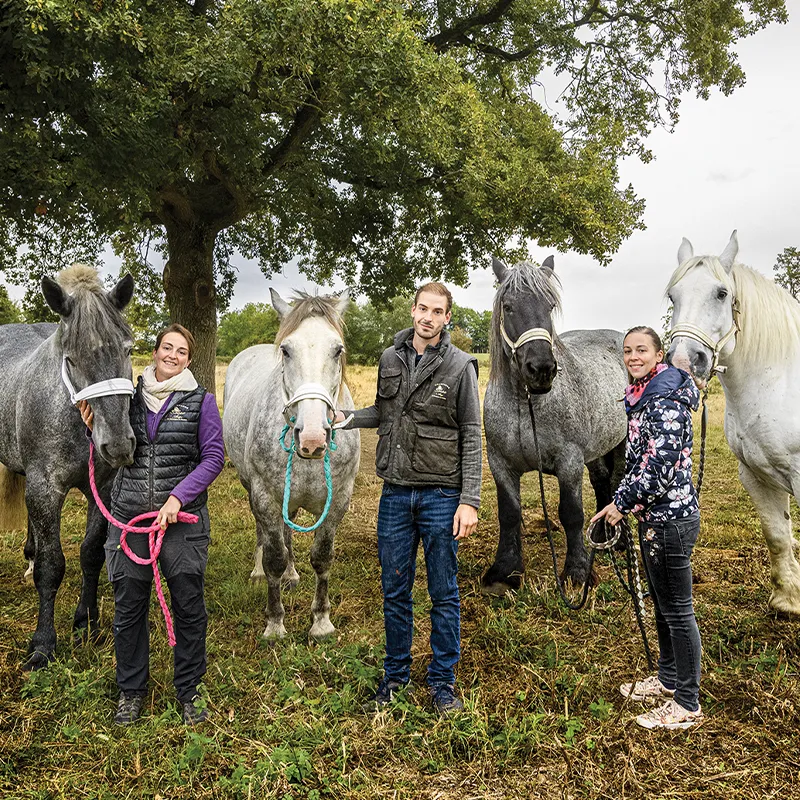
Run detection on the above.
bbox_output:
[274,291,347,380]
[490,261,562,382]
[57,263,104,292]
[667,256,800,368]
[57,264,132,344]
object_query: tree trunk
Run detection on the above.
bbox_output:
[162,221,218,396]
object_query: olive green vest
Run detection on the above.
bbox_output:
[374,329,477,488]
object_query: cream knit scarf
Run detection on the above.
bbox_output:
[140,364,199,413]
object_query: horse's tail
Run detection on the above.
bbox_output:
[0,464,27,530]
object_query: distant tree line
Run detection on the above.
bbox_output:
[216,296,491,363]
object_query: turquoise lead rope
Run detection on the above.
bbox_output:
[279,416,337,533]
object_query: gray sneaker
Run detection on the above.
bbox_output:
[430,684,463,715]
[182,695,209,725]
[114,693,144,726]
[620,675,675,704]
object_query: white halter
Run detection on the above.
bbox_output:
[283,382,352,429]
[61,357,135,405]
[669,299,740,375]
[500,311,554,359]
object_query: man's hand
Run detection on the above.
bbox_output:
[590,502,624,527]
[333,410,345,425]
[453,503,478,541]
[156,495,183,531]
[77,400,94,431]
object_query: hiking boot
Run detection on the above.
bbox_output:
[620,675,675,704]
[430,684,463,715]
[635,699,704,730]
[361,678,406,712]
[182,695,209,726]
[114,692,144,726]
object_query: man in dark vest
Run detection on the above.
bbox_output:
[336,283,481,714]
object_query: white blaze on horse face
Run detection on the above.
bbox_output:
[668,262,736,387]
[281,315,343,458]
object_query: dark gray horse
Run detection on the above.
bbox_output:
[482,257,628,593]
[0,265,135,669]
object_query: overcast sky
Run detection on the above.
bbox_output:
[250,7,800,334]
[6,8,798,333]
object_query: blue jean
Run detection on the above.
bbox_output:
[377,483,461,687]
[639,515,702,711]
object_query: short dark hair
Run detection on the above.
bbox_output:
[414,282,453,314]
[624,325,663,352]
[155,323,195,361]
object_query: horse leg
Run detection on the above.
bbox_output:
[24,479,67,670]
[282,522,300,589]
[556,458,594,587]
[586,458,612,512]
[740,463,800,614]
[23,527,35,584]
[482,458,524,593]
[72,497,108,643]
[252,488,289,639]
[308,521,336,639]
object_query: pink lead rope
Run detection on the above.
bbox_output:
[88,441,199,647]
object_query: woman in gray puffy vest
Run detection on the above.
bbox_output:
[80,324,223,726]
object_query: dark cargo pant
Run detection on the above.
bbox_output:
[105,507,210,703]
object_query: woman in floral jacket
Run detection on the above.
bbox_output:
[592,326,703,731]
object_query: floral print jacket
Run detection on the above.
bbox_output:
[613,365,700,522]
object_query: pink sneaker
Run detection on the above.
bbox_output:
[619,675,675,703]
[635,699,704,730]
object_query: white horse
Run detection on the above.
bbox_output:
[667,231,800,614]
[223,290,360,638]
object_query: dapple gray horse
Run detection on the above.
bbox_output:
[224,291,359,639]
[482,257,628,593]
[0,266,135,668]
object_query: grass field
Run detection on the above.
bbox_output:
[1,365,799,799]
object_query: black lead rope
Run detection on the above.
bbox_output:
[526,390,655,671]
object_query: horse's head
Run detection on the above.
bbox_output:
[272,288,349,459]
[43,266,136,468]
[666,231,739,389]
[491,256,560,394]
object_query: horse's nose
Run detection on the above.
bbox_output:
[691,348,710,376]
[294,425,328,459]
[523,358,557,386]
[98,436,136,468]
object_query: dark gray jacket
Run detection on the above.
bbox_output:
[344,329,482,508]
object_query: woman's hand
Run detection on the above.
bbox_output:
[590,502,624,526]
[77,400,94,431]
[333,410,345,425]
[156,495,183,531]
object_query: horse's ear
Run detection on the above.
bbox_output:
[492,257,508,283]
[270,288,292,319]
[677,237,694,264]
[41,276,72,318]
[109,273,135,311]
[335,289,351,317]
[719,230,738,273]
[541,255,555,272]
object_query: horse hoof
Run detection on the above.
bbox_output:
[23,561,34,585]
[23,650,53,672]
[249,572,267,584]
[262,623,287,640]
[560,567,598,589]
[480,581,517,597]
[309,619,335,640]
[281,572,300,590]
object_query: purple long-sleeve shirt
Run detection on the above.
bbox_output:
[147,392,225,508]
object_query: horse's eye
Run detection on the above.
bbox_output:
[717,289,728,301]
[334,345,344,358]
[280,345,290,359]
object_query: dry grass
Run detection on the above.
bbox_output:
[1,370,799,799]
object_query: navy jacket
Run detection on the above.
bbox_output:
[613,366,700,522]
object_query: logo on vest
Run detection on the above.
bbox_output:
[166,406,188,422]
[432,382,450,401]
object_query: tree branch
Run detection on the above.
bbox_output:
[427,0,517,51]
[263,93,322,175]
